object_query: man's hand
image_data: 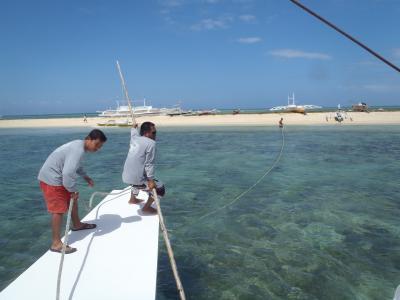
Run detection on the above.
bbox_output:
[84,176,94,187]
[147,179,156,190]
[71,191,79,201]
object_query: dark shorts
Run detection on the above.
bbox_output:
[131,180,165,197]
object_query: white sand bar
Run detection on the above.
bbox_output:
[0,188,159,300]
[1,111,400,128]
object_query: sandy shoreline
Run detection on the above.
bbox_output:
[0,112,400,128]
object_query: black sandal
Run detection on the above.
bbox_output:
[71,223,97,231]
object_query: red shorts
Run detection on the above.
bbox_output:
[39,181,74,214]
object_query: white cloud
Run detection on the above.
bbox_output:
[78,7,95,15]
[393,48,400,58]
[358,60,381,66]
[159,0,184,24]
[344,84,400,92]
[269,49,331,60]
[265,14,278,24]
[237,37,262,44]
[191,16,233,31]
[363,84,400,92]
[239,14,256,22]
[39,100,50,106]
[161,0,184,7]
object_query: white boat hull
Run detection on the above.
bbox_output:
[0,188,159,300]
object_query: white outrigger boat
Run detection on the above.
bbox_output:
[270,93,321,114]
[325,104,352,123]
[0,188,160,300]
[97,99,183,118]
[97,119,134,127]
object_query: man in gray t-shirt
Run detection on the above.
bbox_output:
[122,122,165,214]
[38,129,107,254]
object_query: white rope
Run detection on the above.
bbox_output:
[88,187,131,209]
[56,198,74,300]
[394,284,400,300]
[153,188,186,300]
[197,127,285,221]
[55,187,132,300]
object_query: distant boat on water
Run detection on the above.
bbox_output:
[97,119,134,127]
[334,104,345,123]
[232,109,240,115]
[352,102,369,112]
[183,109,219,116]
[197,109,218,116]
[270,93,321,114]
[97,99,183,118]
[325,104,353,123]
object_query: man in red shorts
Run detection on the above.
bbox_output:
[38,129,107,254]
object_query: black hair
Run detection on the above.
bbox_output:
[85,129,107,142]
[140,122,155,136]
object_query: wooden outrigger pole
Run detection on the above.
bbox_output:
[153,189,186,300]
[116,60,137,125]
[116,60,186,299]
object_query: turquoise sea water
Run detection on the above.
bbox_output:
[0,125,399,299]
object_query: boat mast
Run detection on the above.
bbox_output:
[116,60,136,124]
[288,93,295,106]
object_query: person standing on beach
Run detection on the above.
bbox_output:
[38,129,107,254]
[122,122,165,214]
[279,118,284,128]
[83,114,87,123]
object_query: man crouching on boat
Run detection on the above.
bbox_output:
[122,122,165,214]
[38,129,107,254]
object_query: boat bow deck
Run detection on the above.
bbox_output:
[0,188,159,300]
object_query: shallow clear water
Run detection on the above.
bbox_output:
[0,125,399,299]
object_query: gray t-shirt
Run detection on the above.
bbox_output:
[122,128,155,185]
[38,140,87,192]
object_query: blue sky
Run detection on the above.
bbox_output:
[1,0,400,115]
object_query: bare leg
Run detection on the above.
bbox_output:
[50,212,77,253]
[71,199,82,229]
[51,213,63,249]
[142,196,157,214]
[70,200,96,231]
[128,193,143,204]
